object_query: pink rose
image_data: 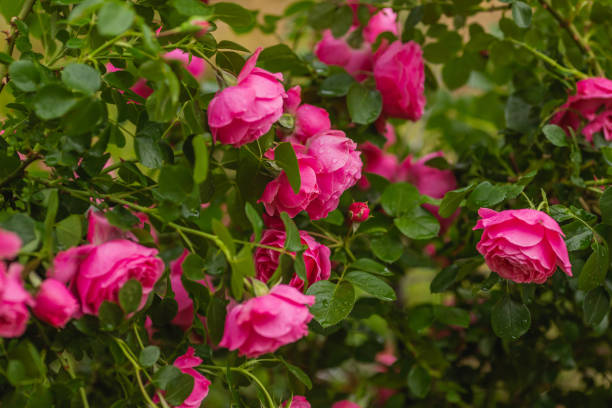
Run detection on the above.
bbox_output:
[0,228,21,259]
[170,250,213,331]
[473,208,573,284]
[283,396,311,408]
[551,77,612,141]
[219,285,315,357]
[315,30,373,81]
[283,86,331,143]
[255,229,331,290]
[52,240,164,315]
[208,47,286,147]
[363,8,398,43]
[155,347,211,408]
[398,152,458,232]
[373,41,425,120]
[33,278,79,328]
[105,63,153,99]
[87,209,157,245]
[164,49,206,80]
[348,202,369,222]
[332,401,360,408]
[0,263,33,338]
[358,142,398,188]
[304,130,362,219]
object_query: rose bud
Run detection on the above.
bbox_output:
[348,202,370,222]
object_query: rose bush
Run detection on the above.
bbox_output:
[1,0,612,407]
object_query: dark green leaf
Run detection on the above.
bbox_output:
[280,212,302,252]
[491,295,531,340]
[9,60,40,92]
[350,258,392,276]
[381,183,421,217]
[56,214,82,249]
[192,134,209,184]
[439,183,474,218]
[118,279,142,314]
[512,1,532,28]
[370,234,403,263]
[135,137,163,169]
[408,365,431,399]
[578,243,609,291]
[306,280,355,327]
[275,142,301,194]
[394,207,440,240]
[154,366,181,390]
[330,5,353,38]
[345,271,396,301]
[601,187,612,226]
[166,374,194,406]
[319,72,354,97]
[245,202,263,242]
[212,218,236,256]
[347,82,382,125]
[139,346,160,368]
[213,2,254,32]
[33,85,78,120]
[434,305,470,328]
[278,357,312,390]
[97,2,134,37]
[158,164,194,201]
[467,181,506,209]
[430,265,458,293]
[583,287,610,326]
[171,0,210,16]
[182,254,206,281]
[98,301,124,330]
[542,124,568,147]
[61,63,101,95]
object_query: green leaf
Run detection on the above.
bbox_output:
[212,218,236,256]
[542,124,568,147]
[394,207,440,240]
[6,360,26,386]
[182,254,206,281]
[280,212,302,252]
[330,5,353,38]
[134,137,163,169]
[258,44,308,75]
[213,2,254,32]
[61,63,101,95]
[345,271,396,301]
[306,280,355,327]
[370,234,403,263]
[602,146,612,166]
[563,221,593,251]
[275,142,301,194]
[230,245,255,300]
[583,287,610,326]
[158,164,194,201]
[408,365,431,399]
[165,373,194,406]
[467,181,506,209]
[430,265,458,293]
[350,258,392,276]
[347,82,382,125]
[319,72,354,97]
[206,295,227,344]
[33,85,78,120]
[278,357,312,390]
[98,301,124,330]
[307,2,335,29]
[491,295,531,340]
[407,304,434,332]
[118,279,142,314]
[244,202,263,243]
[601,187,612,226]
[512,1,532,28]
[439,183,474,218]
[578,243,609,291]
[154,366,182,390]
[433,305,470,328]
[56,214,82,249]
[192,134,209,184]
[171,0,210,16]
[381,183,421,217]
[97,2,135,37]
[139,346,160,368]
[294,253,307,285]
[9,60,40,92]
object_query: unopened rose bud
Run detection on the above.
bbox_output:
[348,202,369,222]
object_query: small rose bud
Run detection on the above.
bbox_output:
[348,202,369,222]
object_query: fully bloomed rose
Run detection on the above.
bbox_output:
[551,77,612,141]
[0,263,33,338]
[208,47,285,147]
[51,240,164,314]
[363,8,398,43]
[473,208,572,284]
[154,347,211,408]
[315,30,373,81]
[255,229,331,290]
[284,86,331,143]
[283,396,311,408]
[33,279,79,328]
[219,285,315,357]
[373,41,425,120]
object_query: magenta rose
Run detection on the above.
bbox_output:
[219,284,315,357]
[163,49,206,80]
[283,396,311,408]
[105,63,153,99]
[398,152,458,232]
[0,228,21,259]
[33,278,79,328]
[551,77,612,141]
[332,401,360,408]
[284,86,331,143]
[373,40,425,120]
[348,202,370,222]
[358,142,398,189]
[208,47,286,147]
[51,240,164,315]
[473,208,573,284]
[0,263,33,338]
[363,8,398,43]
[315,30,373,81]
[255,229,331,290]
[154,347,211,408]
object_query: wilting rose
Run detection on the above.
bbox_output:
[0,228,21,259]
[348,202,369,222]
[373,41,425,120]
[255,229,331,290]
[154,347,211,408]
[33,278,79,328]
[283,396,311,408]
[315,30,373,80]
[358,142,398,188]
[208,47,286,147]
[551,77,612,141]
[51,240,164,315]
[473,208,573,284]
[219,285,315,357]
[363,8,398,43]
[0,263,33,338]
